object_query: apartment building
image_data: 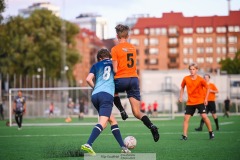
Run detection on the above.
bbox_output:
[130,11,240,73]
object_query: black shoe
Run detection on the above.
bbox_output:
[195,127,202,131]
[209,132,214,140]
[181,135,188,140]
[120,110,128,120]
[216,127,219,131]
[150,125,159,142]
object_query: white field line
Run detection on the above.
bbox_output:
[0,131,237,138]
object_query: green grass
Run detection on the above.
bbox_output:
[0,116,240,160]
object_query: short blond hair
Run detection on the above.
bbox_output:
[188,62,199,70]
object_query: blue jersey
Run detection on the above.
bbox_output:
[90,59,115,96]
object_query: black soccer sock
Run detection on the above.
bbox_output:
[141,115,153,129]
[214,118,219,129]
[114,96,124,112]
[200,118,204,128]
[15,116,20,128]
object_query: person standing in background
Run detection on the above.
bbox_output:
[13,90,26,130]
[224,97,231,118]
[195,74,219,131]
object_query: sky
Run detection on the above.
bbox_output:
[3,0,240,38]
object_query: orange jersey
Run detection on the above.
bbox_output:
[203,83,218,101]
[111,42,138,78]
[181,75,208,105]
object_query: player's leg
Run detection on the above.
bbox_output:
[15,114,20,129]
[195,118,204,131]
[210,101,219,130]
[199,103,214,139]
[127,77,159,142]
[108,114,131,153]
[182,114,191,140]
[114,94,128,120]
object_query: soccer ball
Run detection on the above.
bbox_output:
[124,136,137,149]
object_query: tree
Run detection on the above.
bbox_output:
[220,50,240,74]
[0,0,5,23]
[0,9,81,81]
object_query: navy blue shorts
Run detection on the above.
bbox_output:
[91,92,113,117]
[114,77,141,101]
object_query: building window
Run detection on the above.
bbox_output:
[169,38,178,44]
[205,27,213,33]
[168,27,177,34]
[169,48,178,54]
[229,47,237,53]
[206,57,213,63]
[183,27,193,34]
[156,28,167,35]
[216,47,226,54]
[149,38,159,46]
[183,37,193,44]
[130,39,139,46]
[216,57,222,63]
[144,28,150,35]
[133,29,140,35]
[228,36,238,44]
[170,58,176,63]
[216,37,226,44]
[197,57,204,63]
[183,48,193,55]
[149,58,158,65]
[196,37,204,43]
[228,26,240,32]
[149,28,155,35]
[205,37,213,43]
[149,48,159,55]
[216,26,226,33]
[197,47,204,54]
[196,27,204,33]
[183,58,188,64]
[206,47,213,53]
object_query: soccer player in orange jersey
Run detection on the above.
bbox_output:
[179,63,214,140]
[195,74,219,131]
[111,24,159,142]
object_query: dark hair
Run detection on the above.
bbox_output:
[204,74,211,79]
[97,48,111,61]
[115,24,129,39]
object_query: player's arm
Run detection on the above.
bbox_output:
[13,100,16,113]
[179,79,185,102]
[210,84,218,94]
[23,101,26,113]
[203,81,210,105]
[112,60,118,74]
[86,73,95,89]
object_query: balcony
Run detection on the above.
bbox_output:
[168,53,179,58]
[168,62,179,68]
[168,43,179,48]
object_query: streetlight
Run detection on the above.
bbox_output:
[38,67,46,115]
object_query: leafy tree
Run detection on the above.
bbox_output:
[0,0,5,23]
[220,50,240,74]
[0,9,80,81]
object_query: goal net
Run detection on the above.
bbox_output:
[8,87,176,127]
[8,87,93,126]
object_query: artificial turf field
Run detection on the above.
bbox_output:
[0,115,239,160]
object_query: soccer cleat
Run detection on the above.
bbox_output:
[181,135,188,140]
[121,146,131,153]
[195,127,202,131]
[81,144,96,156]
[216,127,219,131]
[18,127,22,130]
[209,132,214,140]
[150,125,160,142]
[120,110,128,120]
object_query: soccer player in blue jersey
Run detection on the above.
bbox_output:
[81,49,130,155]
